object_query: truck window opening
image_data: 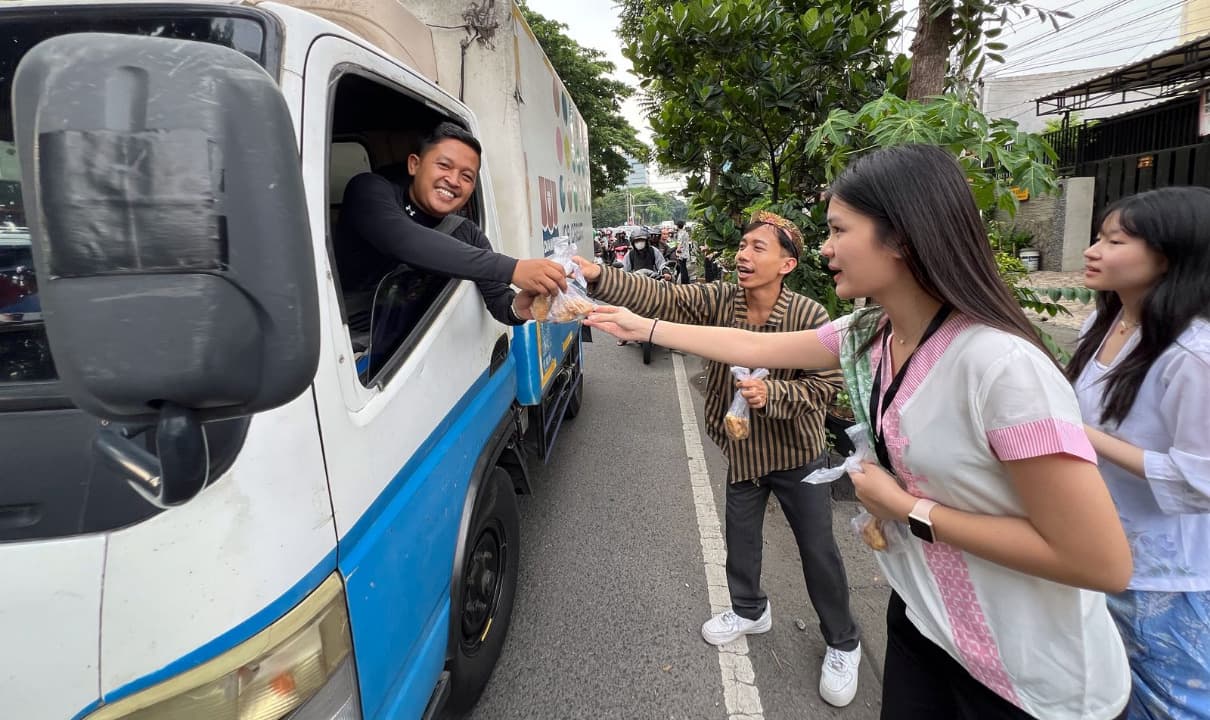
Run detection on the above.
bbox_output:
[325,73,481,386]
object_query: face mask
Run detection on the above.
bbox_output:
[634,241,647,250]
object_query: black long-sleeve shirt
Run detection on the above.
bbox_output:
[334,166,521,325]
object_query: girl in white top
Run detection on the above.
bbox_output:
[1067,186,1210,719]
[587,144,1132,719]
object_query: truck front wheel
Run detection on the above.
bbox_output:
[446,467,520,716]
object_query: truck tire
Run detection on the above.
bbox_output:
[563,374,584,420]
[642,341,653,365]
[446,468,520,716]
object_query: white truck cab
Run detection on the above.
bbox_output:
[0,1,591,718]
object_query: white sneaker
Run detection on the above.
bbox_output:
[700,603,772,646]
[819,643,861,707]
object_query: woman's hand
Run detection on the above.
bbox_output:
[850,461,916,522]
[585,305,655,343]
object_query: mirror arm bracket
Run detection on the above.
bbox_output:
[94,403,210,508]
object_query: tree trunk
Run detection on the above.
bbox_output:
[907,1,953,100]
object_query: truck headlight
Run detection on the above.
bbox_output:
[86,573,360,720]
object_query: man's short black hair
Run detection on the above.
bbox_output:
[420,121,482,158]
[675,220,685,229]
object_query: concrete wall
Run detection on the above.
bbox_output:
[996,177,1095,271]
[1182,0,1210,40]
[1009,188,1061,269]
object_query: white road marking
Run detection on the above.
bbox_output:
[671,354,766,720]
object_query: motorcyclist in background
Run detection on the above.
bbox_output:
[622,228,666,273]
[616,228,668,345]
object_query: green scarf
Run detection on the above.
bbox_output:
[837,307,885,449]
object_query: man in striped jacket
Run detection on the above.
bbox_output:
[573,211,863,708]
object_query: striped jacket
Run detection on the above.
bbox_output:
[590,267,842,482]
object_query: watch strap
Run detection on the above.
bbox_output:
[909,498,938,522]
[908,498,938,543]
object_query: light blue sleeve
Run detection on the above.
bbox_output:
[1143,348,1210,514]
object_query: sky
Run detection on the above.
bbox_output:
[525,0,1194,192]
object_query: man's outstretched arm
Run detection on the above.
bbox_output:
[342,173,565,294]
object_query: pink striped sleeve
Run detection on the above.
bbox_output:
[987,418,1096,463]
[817,321,841,357]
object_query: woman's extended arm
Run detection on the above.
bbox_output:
[852,455,1132,593]
[585,305,840,371]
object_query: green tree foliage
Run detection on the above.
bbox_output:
[626,0,905,206]
[617,0,676,38]
[807,93,1058,217]
[519,4,647,193]
[621,0,906,313]
[592,186,687,227]
[907,0,1071,100]
[808,93,1072,343]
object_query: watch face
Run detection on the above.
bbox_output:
[908,515,934,543]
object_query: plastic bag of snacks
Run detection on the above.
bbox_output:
[724,366,770,440]
[530,237,596,323]
[802,422,908,553]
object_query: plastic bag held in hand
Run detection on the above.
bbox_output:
[725,366,770,440]
[803,423,875,485]
[530,237,595,323]
[802,423,899,552]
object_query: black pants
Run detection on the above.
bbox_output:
[882,591,1036,719]
[725,460,860,651]
[676,259,691,284]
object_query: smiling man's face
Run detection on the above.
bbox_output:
[735,224,796,289]
[407,138,480,217]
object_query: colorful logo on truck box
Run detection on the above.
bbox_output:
[539,77,590,247]
[539,175,559,251]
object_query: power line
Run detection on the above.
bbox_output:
[988,0,1179,74]
[995,25,1186,75]
[988,0,1184,75]
[990,13,1183,124]
[996,0,1140,58]
[996,0,1119,55]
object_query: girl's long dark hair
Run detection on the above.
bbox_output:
[1065,186,1210,424]
[827,144,1052,359]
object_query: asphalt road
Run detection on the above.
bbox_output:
[469,335,892,720]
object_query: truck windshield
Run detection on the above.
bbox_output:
[0,8,273,387]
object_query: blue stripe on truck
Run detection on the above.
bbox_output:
[339,361,517,719]
[72,359,516,719]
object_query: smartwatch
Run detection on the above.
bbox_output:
[908,498,938,544]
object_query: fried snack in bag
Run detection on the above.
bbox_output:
[802,422,907,553]
[531,294,551,322]
[725,366,770,440]
[852,511,888,551]
[532,237,595,323]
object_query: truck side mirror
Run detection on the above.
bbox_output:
[14,33,319,505]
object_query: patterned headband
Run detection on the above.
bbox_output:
[750,210,804,258]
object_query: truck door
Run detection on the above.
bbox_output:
[299,36,515,719]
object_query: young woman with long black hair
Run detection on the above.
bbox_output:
[586,144,1132,719]
[1068,186,1210,720]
